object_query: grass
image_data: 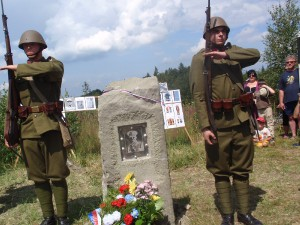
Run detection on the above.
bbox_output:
[0,132,299,225]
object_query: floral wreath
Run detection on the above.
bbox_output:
[88,172,164,225]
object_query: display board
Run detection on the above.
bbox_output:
[159,83,185,129]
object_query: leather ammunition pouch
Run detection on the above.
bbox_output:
[211,93,253,113]
[239,92,254,107]
[18,101,63,118]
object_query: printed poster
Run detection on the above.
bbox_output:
[160,89,185,129]
[63,96,97,112]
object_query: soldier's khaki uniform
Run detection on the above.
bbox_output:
[190,45,260,177]
[16,57,70,182]
[15,57,70,221]
[189,45,260,216]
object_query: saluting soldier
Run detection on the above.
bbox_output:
[189,17,263,225]
[0,30,70,225]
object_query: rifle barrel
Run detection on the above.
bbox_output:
[0,0,4,16]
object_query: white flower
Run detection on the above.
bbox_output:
[116,194,123,199]
[102,211,121,225]
[103,214,115,225]
[112,211,121,221]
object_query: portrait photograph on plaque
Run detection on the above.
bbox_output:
[118,123,149,160]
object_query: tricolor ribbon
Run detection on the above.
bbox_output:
[88,208,101,225]
[103,89,161,104]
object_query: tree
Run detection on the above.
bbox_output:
[82,81,91,96]
[153,67,159,76]
[262,0,300,89]
[143,73,151,78]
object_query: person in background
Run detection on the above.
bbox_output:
[278,54,299,139]
[189,16,262,225]
[253,117,272,147]
[244,70,259,94]
[244,70,259,117]
[0,30,70,225]
[254,78,275,143]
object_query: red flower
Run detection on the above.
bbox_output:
[111,198,126,208]
[119,184,130,194]
[124,214,134,225]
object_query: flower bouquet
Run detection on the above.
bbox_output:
[88,173,164,225]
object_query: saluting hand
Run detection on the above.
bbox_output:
[0,65,17,71]
[203,51,228,60]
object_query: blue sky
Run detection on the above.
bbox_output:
[0,0,297,97]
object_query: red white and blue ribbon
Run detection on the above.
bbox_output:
[88,208,101,225]
[103,89,161,104]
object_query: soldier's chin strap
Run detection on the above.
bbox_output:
[25,47,43,63]
[211,42,231,51]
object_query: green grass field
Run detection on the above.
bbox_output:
[0,135,299,225]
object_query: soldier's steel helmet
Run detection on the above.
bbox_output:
[203,16,230,39]
[18,30,47,49]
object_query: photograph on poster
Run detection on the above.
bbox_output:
[85,97,96,110]
[159,82,168,93]
[174,104,185,127]
[64,97,76,111]
[75,97,85,110]
[163,91,173,103]
[172,90,181,102]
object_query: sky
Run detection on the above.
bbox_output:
[0,0,298,97]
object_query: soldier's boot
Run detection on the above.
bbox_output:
[233,179,263,225]
[52,179,70,225]
[40,216,57,225]
[215,181,234,225]
[34,181,56,225]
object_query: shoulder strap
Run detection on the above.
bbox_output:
[28,78,67,124]
[27,77,48,103]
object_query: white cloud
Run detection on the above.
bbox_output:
[44,0,191,60]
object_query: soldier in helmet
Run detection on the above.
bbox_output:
[0,30,70,225]
[189,17,263,225]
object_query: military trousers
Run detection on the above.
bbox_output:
[21,130,70,182]
[205,122,254,179]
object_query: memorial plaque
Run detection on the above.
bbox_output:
[118,123,149,160]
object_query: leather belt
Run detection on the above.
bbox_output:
[18,101,63,118]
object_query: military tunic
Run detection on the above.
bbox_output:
[189,44,260,178]
[15,57,70,182]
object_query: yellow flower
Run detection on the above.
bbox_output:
[124,172,134,184]
[129,178,137,194]
[151,195,160,201]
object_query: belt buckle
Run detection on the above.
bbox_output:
[31,106,40,113]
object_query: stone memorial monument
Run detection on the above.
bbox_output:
[98,76,175,224]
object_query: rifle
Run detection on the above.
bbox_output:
[1,0,21,149]
[203,0,217,142]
